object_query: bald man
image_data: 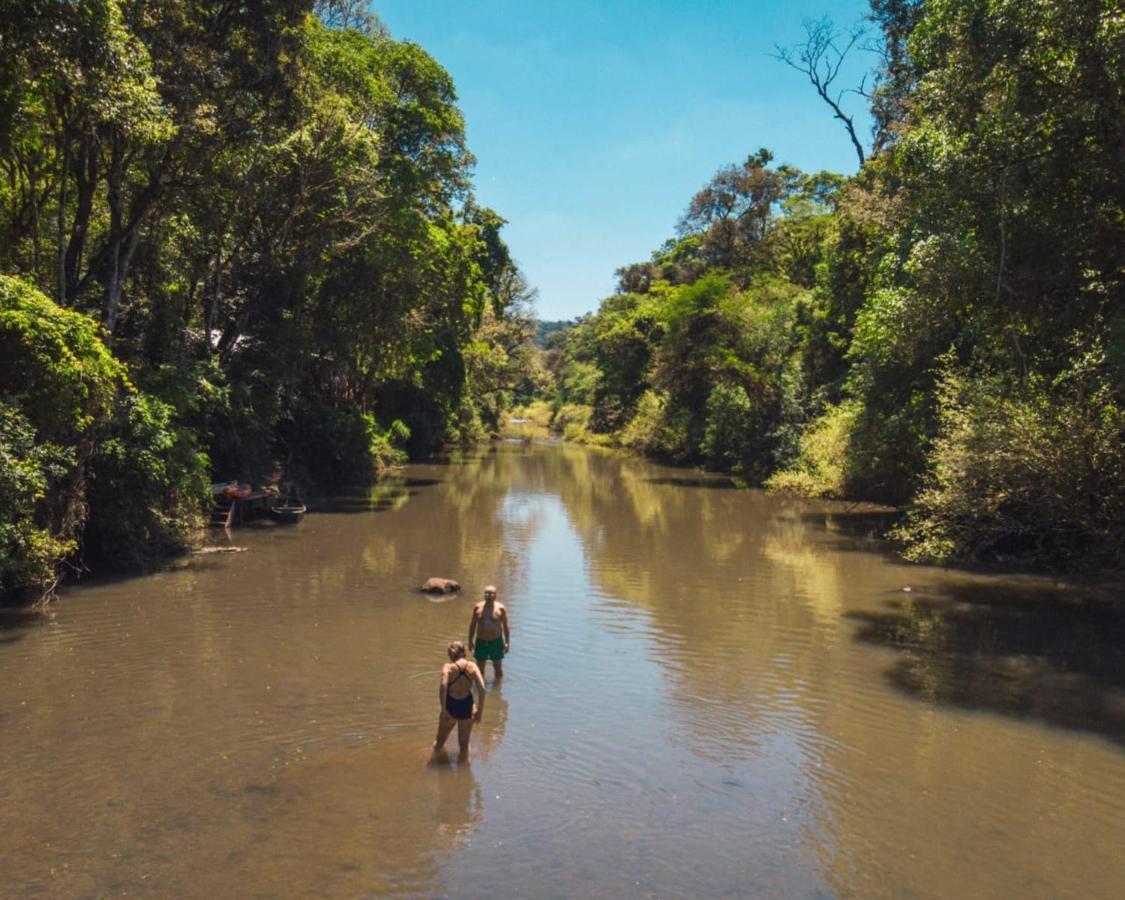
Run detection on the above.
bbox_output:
[468,585,510,678]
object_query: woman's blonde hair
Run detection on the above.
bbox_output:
[447,640,467,659]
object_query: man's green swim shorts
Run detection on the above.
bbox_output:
[474,636,505,661]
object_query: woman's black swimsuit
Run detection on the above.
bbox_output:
[445,663,474,720]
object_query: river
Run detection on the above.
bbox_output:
[1,442,1122,897]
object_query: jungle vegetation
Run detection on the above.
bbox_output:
[544,0,1124,570]
[0,0,543,600]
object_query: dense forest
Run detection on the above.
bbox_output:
[543,0,1123,570]
[0,0,542,601]
[2,1,1122,603]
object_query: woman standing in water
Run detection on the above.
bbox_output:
[433,641,486,760]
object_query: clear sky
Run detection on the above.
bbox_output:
[374,0,876,320]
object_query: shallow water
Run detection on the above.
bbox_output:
[1,442,1123,897]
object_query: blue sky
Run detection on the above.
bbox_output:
[375,1,876,320]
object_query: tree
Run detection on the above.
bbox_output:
[677,149,787,270]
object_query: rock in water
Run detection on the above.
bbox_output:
[421,577,460,594]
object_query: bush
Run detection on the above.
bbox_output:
[83,393,210,568]
[557,360,601,407]
[0,275,123,440]
[893,363,1125,568]
[0,276,123,598]
[281,398,409,487]
[620,390,690,460]
[700,384,757,474]
[553,403,595,442]
[512,400,553,428]
[0,401,76,596]
[766,401,858,497]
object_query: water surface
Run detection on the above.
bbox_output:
[2,442,1122,897]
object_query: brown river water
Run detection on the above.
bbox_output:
[1,442,1123,898]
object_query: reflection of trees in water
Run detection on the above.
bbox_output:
[250,448,555,645]
[537,444,1125,897]
[386,448,553,595]
[542,444,834,735]
[848,581,1125,745]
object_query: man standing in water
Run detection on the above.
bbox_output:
[468,585,510,678]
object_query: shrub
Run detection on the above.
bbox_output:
[0,275,123,440]
[282,399,409,487]
[893,363,1125,568]
[700,384,757,474]
[553,403,595,442]
[766,401,858,497]
[0,276,123,598]
[620,390,690,460]
[83,393,210,568]
[512,400,552,428]
[0,401,76,596]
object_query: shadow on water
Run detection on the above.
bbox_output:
[643,475,741,489]
[313,478,441,515]
[847,580,1125,744]
[0,606,52,642]
[800,508,900,539]
[798,508,903,559]
[314,492,416,514]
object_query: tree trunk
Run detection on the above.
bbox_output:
[65,138,98,303]
[56,131,69,304]
[102,141,173,334]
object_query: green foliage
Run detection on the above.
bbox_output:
[544,0,1124,570]
[0,5,538,592]
[1,0,1122,579]
[894,362,1125,568]
[0,278,124,596]
[557,360,602,409]
[553,403,595,444]
[83,393,210,568]
[0,276,124,438]
[0,400,75,595]
[281,399,410,488]
[766,401,858,497]
[619,391,691,461]
[701,385,757,474]
[0,277,214,589]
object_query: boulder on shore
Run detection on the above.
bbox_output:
[421,577,460,594]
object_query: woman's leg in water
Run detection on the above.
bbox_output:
[456,718,474,759]
[433,712,456,752]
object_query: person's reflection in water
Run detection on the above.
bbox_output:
[433,640,486,761]
[434,762,483,847]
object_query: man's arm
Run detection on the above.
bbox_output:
[468,605,479,653]
[471,663,486,721]
[501,605,511,651]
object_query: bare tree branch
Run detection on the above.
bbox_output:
[774,18,869,166]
